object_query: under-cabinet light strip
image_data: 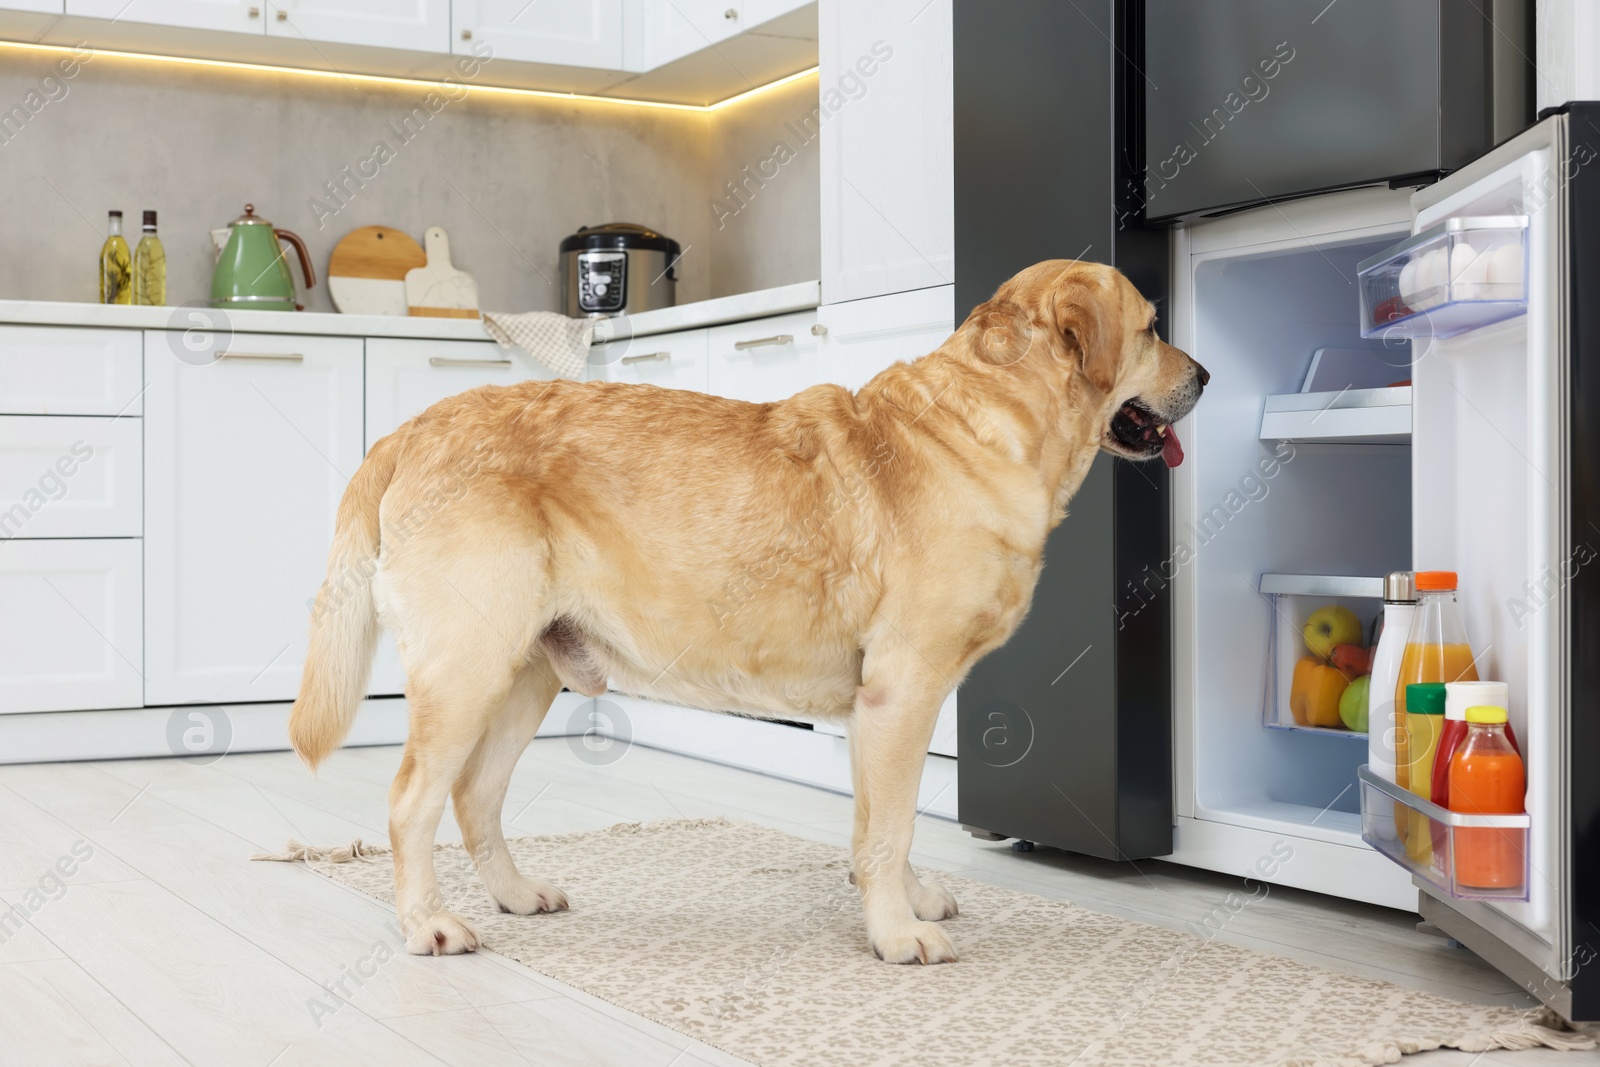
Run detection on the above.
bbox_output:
[0,37,818,113]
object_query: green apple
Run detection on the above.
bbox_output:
[1303,605,1362,660]
[1339,674,1371,732]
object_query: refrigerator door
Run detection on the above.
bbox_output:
[1407,107,1600,1019]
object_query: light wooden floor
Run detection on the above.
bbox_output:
[0,737,1593,1067]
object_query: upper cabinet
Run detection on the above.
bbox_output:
[454,0,623,69]
[266,0,449,53]
[64,0,265,34]
[818,0,952,305]
[629,0,744,71]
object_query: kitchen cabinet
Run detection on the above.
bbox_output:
[143,332,364,706]
[0,326,143,417]
[588,326,710,392]
[629,0,743,71]
[0,1,63,13]
[453,0,623,69]
[818,0,952,304]
[363,336,554,696]
[266,0,448,53]
[65,0,265,34]
[706,310,820,402]
[0,416,141,540]
[816,284,954,390]
[0,539,143,714]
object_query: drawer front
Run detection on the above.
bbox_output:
[817,285,955,391]
[365,338,557,451]
[707,311,822,402]
[588,328,710,393]
[0,416,142,539]
[0,538,143,714]
[0,326,143,416]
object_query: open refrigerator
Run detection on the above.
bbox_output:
[1168,105,1600,1019]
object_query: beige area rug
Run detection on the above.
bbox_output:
[273,819,1594,1067]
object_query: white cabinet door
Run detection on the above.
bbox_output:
[587,327,710,392]
[65,0,264,34]
[742,0,806,27]
[454,0,623,68]
[364,337,555,696]
[0,539,142,714]
[267,0,448,51]
[0,417,141,540]
[707,311,821,402]
[819,0,953,304]
[144,333,364,706]
[364,338,555,450]
[0,1,64,14]
[632,0,742,70]
[817,285,954,391]
[0,326,143,416]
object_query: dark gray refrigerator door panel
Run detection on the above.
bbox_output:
[1142,0,1521,222]
[954,0,1173,861]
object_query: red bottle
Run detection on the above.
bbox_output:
[1432,680,1520,807]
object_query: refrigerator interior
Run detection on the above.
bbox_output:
[1186,231,1412,845]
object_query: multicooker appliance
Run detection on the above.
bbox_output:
[559,222,680,317]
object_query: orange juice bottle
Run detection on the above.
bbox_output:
[1393,571,1479,841]
[1448,705,1526,890]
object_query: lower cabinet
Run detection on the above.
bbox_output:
[0,538,143,714]
[143,332,365,706]
[707,310,822,402]
[364,337,556,695]
[817,285,955,390]
[588,327,710,392]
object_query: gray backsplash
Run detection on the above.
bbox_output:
[0,48,819,315]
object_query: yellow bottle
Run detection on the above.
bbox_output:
[99,210,132,305]
[132,210,166,306]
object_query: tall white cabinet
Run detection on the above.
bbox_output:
[143,333,364,706]
[266,0,450,52]
[818,0,953,305]
[454,0,624,69]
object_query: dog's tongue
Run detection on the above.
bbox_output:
[1160,424,1184,467]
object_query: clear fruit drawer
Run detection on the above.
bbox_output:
[1358,216,1528,339]
[1358,766,1530,901]
[1259,574,1383,736]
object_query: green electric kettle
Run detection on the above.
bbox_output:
[210,204,315,311]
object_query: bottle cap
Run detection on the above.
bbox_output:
[1406,682,1446,714]
[1446,680,1507,721]
[1414,571,1458,591]
[1465,705,1508,724]
[142,210,157,228]
[1383,571,1417,602]
[108,210,122,218]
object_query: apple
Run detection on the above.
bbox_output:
[1339,674,1371,732]
[1331,643,1373,678]
[1303,605,1362,661]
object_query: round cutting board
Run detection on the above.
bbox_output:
[327,226,426,315]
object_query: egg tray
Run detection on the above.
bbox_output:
[1357,216,1529,340]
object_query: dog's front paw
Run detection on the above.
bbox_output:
[405,911,480,956]
[909,878,959,922]
[870,920,958,965]
[493,876,569,915]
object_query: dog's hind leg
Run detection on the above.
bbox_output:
[453,658,568,916]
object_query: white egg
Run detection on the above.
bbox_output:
[1485,242,1524,289]
[1398,257,1421,301]
[1451,243,1491,298]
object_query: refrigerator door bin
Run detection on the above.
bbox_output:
[1260,574,1383,735]
[1260,386,1412,444]
[1358,216,1528,339]
[1358,766,1530,902]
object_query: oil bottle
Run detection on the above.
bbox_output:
[99,210,131,305]
[132,210,166,306]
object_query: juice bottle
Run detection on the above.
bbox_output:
[1402,682,1445,864]
[1448,705,1526,891]
[1434,679,1519,807]
[1393,571,1478,840]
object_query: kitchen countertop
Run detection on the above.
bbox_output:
[0,281,820,346]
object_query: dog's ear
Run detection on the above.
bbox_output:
[1053,275,1118,395]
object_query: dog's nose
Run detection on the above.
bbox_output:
[1194,361,1211,388]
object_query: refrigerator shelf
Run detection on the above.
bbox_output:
[1358,766,1531,902]
[1357,216,1529,339]
[1259,386,1411,444]
[1260,575,1382,736]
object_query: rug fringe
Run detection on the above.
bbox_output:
[1284,1008,1596,1065]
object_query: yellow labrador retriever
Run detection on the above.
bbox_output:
[289,259,1207,964]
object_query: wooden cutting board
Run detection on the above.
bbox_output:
[405,226,480,319]
[327,226,425,316]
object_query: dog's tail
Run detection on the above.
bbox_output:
[289,432,399,769]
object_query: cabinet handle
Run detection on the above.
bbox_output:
[218,351,303,362]
[428,357,511,368]
[733,334,793,351]
[810,323,828,336]
[276,8,287,19]
[724,7,737,18]
[620,351,670,365]
[461,28,472,39]
[247,5,260,15]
